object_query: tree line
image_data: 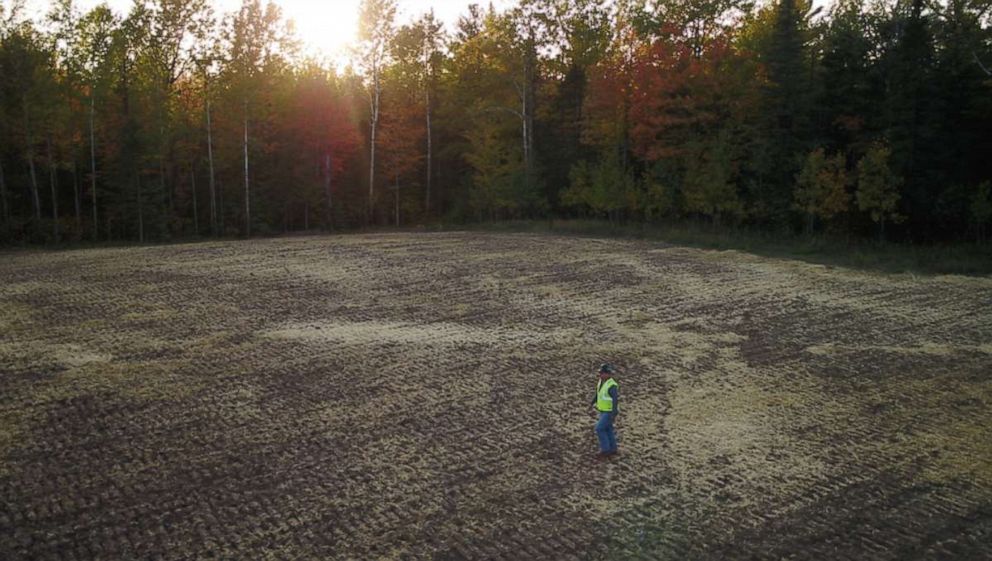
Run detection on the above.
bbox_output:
[1,0,990,244]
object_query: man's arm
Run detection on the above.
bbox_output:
[609,386,619,415]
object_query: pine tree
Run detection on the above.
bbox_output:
[752,0,815,223]
[819,0,877,154]
[882,0,936,238]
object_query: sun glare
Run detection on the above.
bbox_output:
[280,0,360,63]
[26,0,515,65]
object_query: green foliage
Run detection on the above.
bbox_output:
[818,0,876,152]
[465,113,545,219]
[0,0,989,244]
[682,131,743,225]
[794,148,849,232]
[746,0,818,220]
[472,218,992,276]
[856,142,903,238]
[641,170,675,222]
[971,181,992,243]
[562,156,637,218]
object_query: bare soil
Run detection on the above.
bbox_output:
[1,232,990,560]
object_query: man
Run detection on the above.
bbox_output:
[591,363,619,457]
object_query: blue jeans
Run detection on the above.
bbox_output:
[595,412,617,453]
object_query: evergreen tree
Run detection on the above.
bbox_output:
[882,0,936,239]
[818,0,877,155]
[0,0,987,244]
[751,0,816,224]
[928,0,992,237]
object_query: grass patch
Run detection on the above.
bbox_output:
[455,219,992,276]
[11,218,988,276]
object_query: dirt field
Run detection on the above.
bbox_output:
[1,232,991,560]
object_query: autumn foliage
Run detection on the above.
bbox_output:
[0,0,989,243]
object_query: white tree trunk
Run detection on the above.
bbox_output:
[137,173,144,243]
[217,175,223,236]
[425,88,432,213]
[23,102,41,223]
[46,137,60,243]
[523,94,530,174]
[0,158,8,228]
[324,153,334,230]
[243,98,250,237]
[89,96,98,239]
[160,121,170,217]
[72,161,81,233]
[975,52,991,77]
[515,76,529,176]
[206,93,217,236]
[191,169,199,236]
[27,151,40,222]
[523,53,534,178]
[369,72,380,225]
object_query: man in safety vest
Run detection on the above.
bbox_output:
[591,363,619,457]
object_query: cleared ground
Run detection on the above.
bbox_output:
[1,232,991,560]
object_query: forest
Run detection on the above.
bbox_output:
[0,0,990,244]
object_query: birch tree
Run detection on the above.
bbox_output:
[76,5,116,239]
[190,12,222,236]
[0,0,21,234]
[222,0,293,237]
[3,25,49,230]
[192,52,220,234]
[392,13,443,217]
[48,0,85,238]
[417,11,443,214]
[358,0,396,225]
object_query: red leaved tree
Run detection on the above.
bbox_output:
[288,67,361,230]
[377,71,424,225]
[628,30,742,163]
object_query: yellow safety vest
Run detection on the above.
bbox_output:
[596,378,618,413]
